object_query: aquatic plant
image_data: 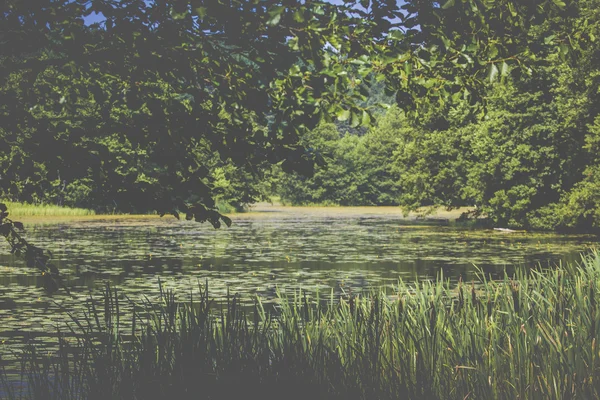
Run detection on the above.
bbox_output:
[3,252,600,399]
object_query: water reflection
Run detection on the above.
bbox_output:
[0,212,598,360]
[1,216,597,291]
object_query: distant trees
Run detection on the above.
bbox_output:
[277,0,600,231]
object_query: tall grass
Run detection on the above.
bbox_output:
[3,252,600,399]
[1,202,95,217]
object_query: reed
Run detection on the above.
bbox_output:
[1,202,95,217]
[3,251,600,399]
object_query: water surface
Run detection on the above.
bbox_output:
[0,205,598,366]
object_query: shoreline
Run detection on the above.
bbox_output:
[11,204,470,225]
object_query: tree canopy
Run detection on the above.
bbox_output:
[1,0,574,225]
[276,0,600,231]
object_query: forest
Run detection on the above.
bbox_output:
[2,0,598,231]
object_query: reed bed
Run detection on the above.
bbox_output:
[3,252,600,400]
[2,202,95,217]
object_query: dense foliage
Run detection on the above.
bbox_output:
[1,0,571,225]
[277,0,600,231]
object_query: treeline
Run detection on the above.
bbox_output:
[1,139,269,214]
[276,0,600,231]
[1,0,598,230]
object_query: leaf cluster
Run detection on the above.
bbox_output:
[0,203,66,292]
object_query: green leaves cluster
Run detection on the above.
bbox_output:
[0,203,65,292]
[276,115,402,206]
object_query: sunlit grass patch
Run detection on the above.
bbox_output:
[1,201,95,217]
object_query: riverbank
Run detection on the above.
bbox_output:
[249,202,470,220]
[6,202,466,227]
[1,201,95,217]
[1,199,240,219]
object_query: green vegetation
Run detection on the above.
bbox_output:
[3,252,600,399]
[1,0,573,226]
[276,0,600,231]
[0,201,95,217]
[0,201,241,218]
[1,0,597,397]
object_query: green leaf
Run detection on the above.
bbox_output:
[442,0,455,9]
[194,7,207,19]
[337,109,351,121]
[466,43,478,52]
[552,0,566,7]
[487,63,499,83]
[170,7,188,20]
[293,10,304,23]
[267,6,285,26]
[500,61,509,77]
[389,30,403,40]
[268,13,281,26]
[350,111,360,128]
[361,110,371,126]
[488,45,498,59]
